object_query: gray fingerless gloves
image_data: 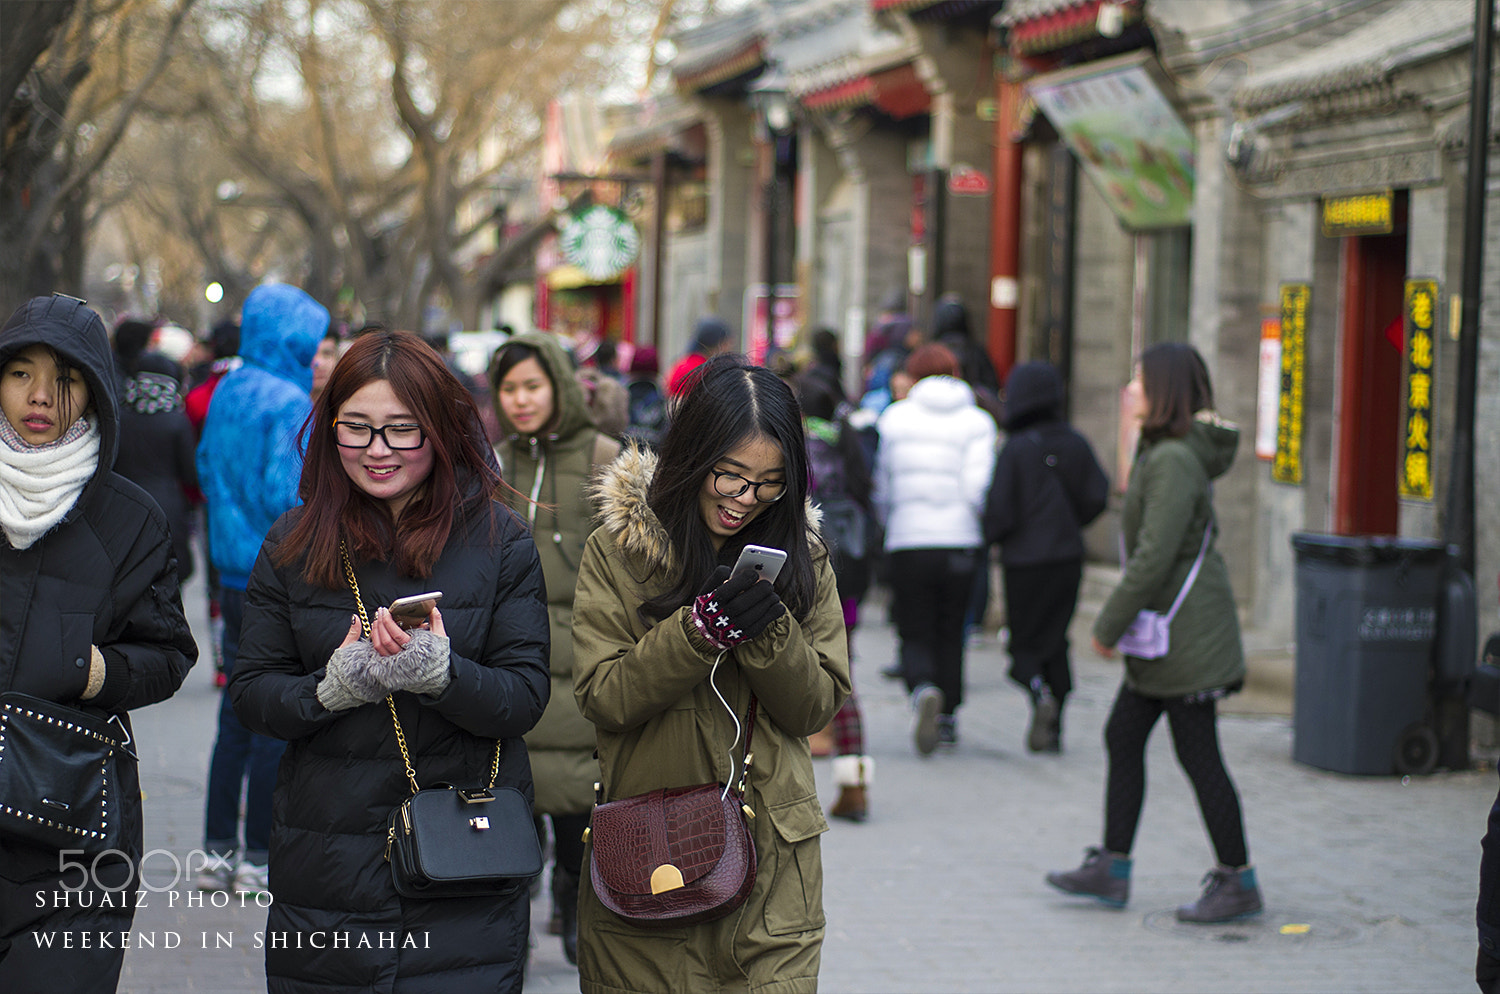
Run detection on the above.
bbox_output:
[315,631,453,712]
[315,640,387,712]
[368,630,452,697]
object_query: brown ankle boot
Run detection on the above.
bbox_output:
[828,755,872,822]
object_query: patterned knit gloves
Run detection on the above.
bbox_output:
[690,565,786,650]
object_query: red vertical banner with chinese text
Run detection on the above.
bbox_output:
[1400,279,1438,500]
[1273,284,1310,485]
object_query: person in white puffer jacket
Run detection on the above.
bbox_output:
[873,342,997,755]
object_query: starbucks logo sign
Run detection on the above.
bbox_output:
[560,205,641,282]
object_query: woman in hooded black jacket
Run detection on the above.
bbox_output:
[0,294,197,993]
[229,330,549,994]
[983,361,1108,753]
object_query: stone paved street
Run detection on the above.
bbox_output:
[115,562,1491,993]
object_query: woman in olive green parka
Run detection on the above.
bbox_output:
[1046,343,1264,927]
[572,355,850,994]
[490,330,620,963]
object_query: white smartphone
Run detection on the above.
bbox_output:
[387,591,443,628]
[731,545,787,585]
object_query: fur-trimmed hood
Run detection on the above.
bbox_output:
[588,442,822,574]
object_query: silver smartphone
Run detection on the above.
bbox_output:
[731,545,787,584]
[387,591,442,628]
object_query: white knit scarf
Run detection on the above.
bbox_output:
[0,414,101,550]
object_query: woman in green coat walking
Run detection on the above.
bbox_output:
[489,331,620,964]
[1046,342,1264,924]
[572,354,851,994]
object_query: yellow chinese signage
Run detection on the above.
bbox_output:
[1273,284,1310,485]
[1400,279,1438,500]
[1321,190,1394,237]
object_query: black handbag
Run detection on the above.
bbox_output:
[0,691,137,855]
[342,544,543,899]
[381,697,542,898]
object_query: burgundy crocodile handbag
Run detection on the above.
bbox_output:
[588,699,758,928]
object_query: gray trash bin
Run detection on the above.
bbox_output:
[1291,533,1446,775]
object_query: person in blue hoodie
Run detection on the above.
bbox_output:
[195,283,329,896]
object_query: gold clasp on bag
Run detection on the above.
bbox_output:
[650,864,685,894]
[458,788,494,804]
[470,816,490,830]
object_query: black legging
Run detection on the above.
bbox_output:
[1102,684,1249,868]
[538,812,590,877]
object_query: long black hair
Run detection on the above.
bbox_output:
[641,353,818,623]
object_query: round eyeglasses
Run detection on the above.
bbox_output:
[710,469,786,503]
[333,421,426,450]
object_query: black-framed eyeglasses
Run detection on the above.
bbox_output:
[710,469,786,503]
[333,420,426,450]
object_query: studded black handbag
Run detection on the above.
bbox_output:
[0,692,137,854]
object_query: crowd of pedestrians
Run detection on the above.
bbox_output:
[39,282,1492,993]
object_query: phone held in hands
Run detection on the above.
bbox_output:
[387,591,442,629]
[731,545,787,585]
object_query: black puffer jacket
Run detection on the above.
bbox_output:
[0,295,198,879]
[230,501,550,994]
[983,361,1109,566]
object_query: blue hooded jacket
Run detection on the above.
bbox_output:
[196,284,328,590]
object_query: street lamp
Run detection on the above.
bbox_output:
[750,68,793,364]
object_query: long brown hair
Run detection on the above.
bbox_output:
[1139,342,1214,443]
[275,329,502,587]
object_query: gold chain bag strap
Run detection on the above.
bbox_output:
[341,542,542,898]
[585,685,759,929]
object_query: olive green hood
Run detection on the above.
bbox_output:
[494,330,593,446]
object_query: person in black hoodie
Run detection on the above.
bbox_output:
[0,294,197,993]
[983,361,1108,753]
[115,351,199,581]
[229,329,549,993]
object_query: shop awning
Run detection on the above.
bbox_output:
[545,264,623,291]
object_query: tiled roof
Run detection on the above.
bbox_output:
[606,96,704,160]
[768,0,920,98]
[997,0,1145,56]
[996,0,1099,27]
[1234,0,1483,112]
[670,5,770,91]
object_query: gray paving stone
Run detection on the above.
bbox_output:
[109,561,1490,992]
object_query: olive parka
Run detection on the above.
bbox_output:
[571,445,851,994]
[228,496,550,994]
[494,330,620,816]
[0,295,198,881]
[1092,414,1245,698]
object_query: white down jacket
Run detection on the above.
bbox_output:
[872,374,997,551]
